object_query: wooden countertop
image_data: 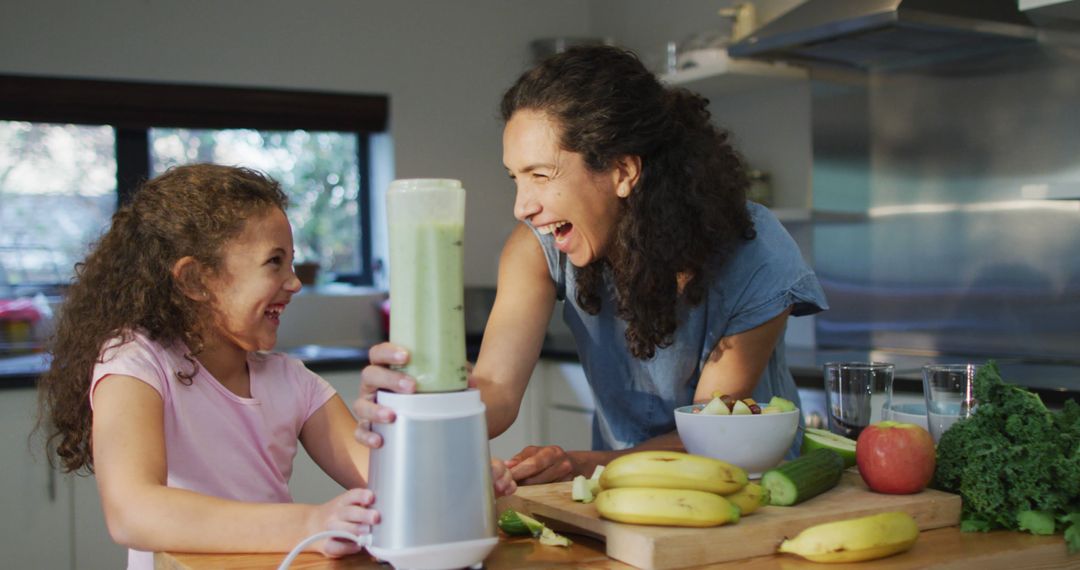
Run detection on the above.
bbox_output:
[155,526,1071,569]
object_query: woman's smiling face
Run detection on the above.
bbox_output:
[503,109,629,268]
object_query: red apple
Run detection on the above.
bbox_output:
[856,421,936,494]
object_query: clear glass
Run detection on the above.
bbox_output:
[150,128,361,282]
[922,363,980,443]
[823,361,895,439]
[0,121,116,296]
[386,179,466,393]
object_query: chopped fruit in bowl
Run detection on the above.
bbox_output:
[676,394,800,477]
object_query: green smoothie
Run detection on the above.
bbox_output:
[388,220,467,392]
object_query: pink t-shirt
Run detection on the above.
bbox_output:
[89,331,336,569]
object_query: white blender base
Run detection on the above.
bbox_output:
[367,537,498,570]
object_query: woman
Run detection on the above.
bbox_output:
[355,45,827,485]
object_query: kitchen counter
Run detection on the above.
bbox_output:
[4,337,1076,406]
[785,347,1078,408]
[154,525,1071,569]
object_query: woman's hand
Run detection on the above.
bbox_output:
[491,458,518,497]
[353,342,416,448]
[505,445,583,485]
[310,488,379,558]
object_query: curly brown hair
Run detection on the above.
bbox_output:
[36,164,288,474]
[501,45,755,359]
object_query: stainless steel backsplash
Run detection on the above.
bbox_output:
[809,43,1080,363]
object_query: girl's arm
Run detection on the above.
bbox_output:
[93,374,375,557]
[299,395,368,489]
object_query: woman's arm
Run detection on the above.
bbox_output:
[471,223,556,437]
[693,307,792,402]
[507,308,792,484]
[351,224,553,444]
[300,395,368,489]
[93,375,374,556]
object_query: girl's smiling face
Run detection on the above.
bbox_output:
[204,207,302,352]
[503,109,635,267]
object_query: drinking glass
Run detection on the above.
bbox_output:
[823,362,895,439]
[922,364,980,443]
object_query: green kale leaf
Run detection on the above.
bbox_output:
[932,361,1080,554]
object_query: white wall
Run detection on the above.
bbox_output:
[2,0,817,347]
[0,0,592,286]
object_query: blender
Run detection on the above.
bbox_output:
[366,179,497,570]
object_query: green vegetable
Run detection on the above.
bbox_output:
[571,475,595,503]
[538,526,573,547]
[761,448,845,506]
[1017,510,1055,535]
[496,508,573,547]
[932,361,1080,553]
[497,508,545,537]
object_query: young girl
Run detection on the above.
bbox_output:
[37,164,514,569]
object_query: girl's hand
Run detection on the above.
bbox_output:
[491,458,517,498]
[311,488,379,558]
[353,342,416,448]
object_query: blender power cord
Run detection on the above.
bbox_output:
[276,530,371,570]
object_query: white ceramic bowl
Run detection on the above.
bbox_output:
[674,404,800,478]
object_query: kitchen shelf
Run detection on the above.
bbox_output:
[661,53,807,96]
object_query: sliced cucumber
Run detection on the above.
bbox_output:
[539,526,573,547]
[571,475,595,503]
[589,465,605,495]
[801,427,857,468]
[497,508,573,547]
[497,508,545,537]
[761,448,845,506]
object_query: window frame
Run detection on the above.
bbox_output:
[0,74,388,285]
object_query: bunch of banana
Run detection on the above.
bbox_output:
[593,451,766,527]
[599,450,748,494]
[778,511,920,563]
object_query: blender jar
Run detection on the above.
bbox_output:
[386,179,467,393]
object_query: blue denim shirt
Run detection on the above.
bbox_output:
[531,202,827,455]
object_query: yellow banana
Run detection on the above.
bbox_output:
[599,451,748,495]
[595,487,740,527]
[724,482,768,516]
[778,511,920,563]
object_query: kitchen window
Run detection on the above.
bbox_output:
[0,75,386,286]
[0,75,387,355]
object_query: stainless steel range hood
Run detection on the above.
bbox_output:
[727,0,1038,71]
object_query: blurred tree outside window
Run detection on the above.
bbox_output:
[0,121,116,296]
[151,128,361,280]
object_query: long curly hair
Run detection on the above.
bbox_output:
[500,45,754,359]
[37,164,288,474]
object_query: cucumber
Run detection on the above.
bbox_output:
[571,475,595,503]
[497,508,545,537]
[497,508,573,547]
[761,448,845,506]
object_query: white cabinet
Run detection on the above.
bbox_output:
[488,368,543,461]
[487,358,596,458]
[0,388,74,569]
[73,471,127,569]
[536,360,594,452]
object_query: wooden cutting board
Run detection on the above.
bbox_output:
[496,471,961,570]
